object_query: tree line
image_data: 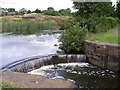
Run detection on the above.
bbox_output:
[1,1,120,19]
[1,7,72,16]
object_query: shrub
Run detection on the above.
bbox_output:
[59,24,87,53]
[86,16,117,33]
[59,18,77,30]
[106,17,117,28]
[94,16,117,33]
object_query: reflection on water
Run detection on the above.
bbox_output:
[1,33,60,68]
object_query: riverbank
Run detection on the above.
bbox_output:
[1,13,69,34]
[2,72,74,88]
[90,28,120,44]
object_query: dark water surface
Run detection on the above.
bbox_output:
[41,67,118,88]
[28,60,118,88]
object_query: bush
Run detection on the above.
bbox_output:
[42,9,60,16]
[59,18,77,30]
[106,17,117,28]
[94,17,117,33]
[85,16,117,33]
[59,24,87,53]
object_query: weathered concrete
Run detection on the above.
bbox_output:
[3,54,86,73]
[84,40,120,71]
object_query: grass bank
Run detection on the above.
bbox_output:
[90,30,120,44]
[0,81,25,88]
[1,13,70,34]
[2,20,59,34]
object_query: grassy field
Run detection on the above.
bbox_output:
[1,13,70,34]
[0,81,25,88]
[90,30,120,44]
[2,20,58,34]
[1,13,69,22]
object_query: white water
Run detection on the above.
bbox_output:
[28,62,90,77]
[1,33,60,68]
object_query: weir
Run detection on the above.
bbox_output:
[2,54,118,88]
[2,54,86,73]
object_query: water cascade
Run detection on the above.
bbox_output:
[2,54,118,88]
[2,54,87,73]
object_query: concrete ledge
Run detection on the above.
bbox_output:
[84,40,120,71]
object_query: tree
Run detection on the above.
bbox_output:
[27,10,31,14]
[73,2,116,32]
[1,8,8,16]
[19,8,27,15]
[47,7,54,10]
[59,8,71,16]
[43,7,59,16]
[7,8,15,12]
[73,2,115,18]
[35,9,41,13]
[116,1,120,19]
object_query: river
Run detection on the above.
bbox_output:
[0,33,60,69]
[0,32,118,88]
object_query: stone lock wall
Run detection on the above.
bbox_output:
[84,40,120,71]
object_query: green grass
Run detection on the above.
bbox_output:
[2,20,59,34]
[90,30,120,44]
[0,81,25,88]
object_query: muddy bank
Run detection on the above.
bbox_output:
[2,72,74,88]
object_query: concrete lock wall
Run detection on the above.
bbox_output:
[84,40,120,71]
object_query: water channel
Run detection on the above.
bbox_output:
[1,32,60,68]
[1,32,118,88]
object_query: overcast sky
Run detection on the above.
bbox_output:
[0,0,117,11]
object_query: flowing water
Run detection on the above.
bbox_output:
[0,32,118,88]
[0,32,60,68]
[28,59,118,88]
